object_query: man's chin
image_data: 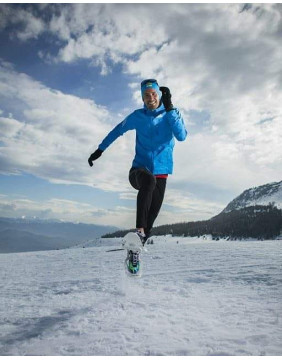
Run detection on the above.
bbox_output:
[146,102,159,110]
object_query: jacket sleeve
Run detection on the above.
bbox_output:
[166,108,187,141]
[98,114,135,151]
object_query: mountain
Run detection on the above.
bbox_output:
[0,229,68,253]
[223,180,282,212]
[0,217,119,253]
[103,180,282,240]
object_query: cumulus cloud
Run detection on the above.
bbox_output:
[123,3,282,193]
[0,3,282,225]
[0,4,46,40]
[52,4,166,64]
[30,2,281,191]
[0,60,134,193]
[0,194,135,227]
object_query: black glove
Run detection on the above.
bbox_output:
[160,86,174,112]
[88,148,103,167]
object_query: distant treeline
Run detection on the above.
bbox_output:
[102,204,282,240]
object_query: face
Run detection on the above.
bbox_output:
[143,88,160,110]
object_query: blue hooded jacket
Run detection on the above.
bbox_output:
[98,103,187,175]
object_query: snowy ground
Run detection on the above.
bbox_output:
[0,236,281,356]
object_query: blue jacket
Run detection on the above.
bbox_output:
[98,103,187,175]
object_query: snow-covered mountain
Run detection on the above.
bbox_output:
[223,180,282,213]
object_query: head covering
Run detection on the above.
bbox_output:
[141,79,162,99]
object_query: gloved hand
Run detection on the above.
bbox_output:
[88,148,103,167]
[160,86,174,112]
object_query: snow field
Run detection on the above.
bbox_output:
[0,236,281,356]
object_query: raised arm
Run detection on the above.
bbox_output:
[160,86,187,141]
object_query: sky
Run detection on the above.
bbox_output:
[0,2,281,228]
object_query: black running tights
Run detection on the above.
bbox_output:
[129,167,167,236]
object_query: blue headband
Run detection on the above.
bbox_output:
[141,80,161,98]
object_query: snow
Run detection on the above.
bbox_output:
[0,236,281,356]
[223,180,282,212]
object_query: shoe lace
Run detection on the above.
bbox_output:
[131,251,139,267]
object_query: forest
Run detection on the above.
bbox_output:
[102,204,282,240]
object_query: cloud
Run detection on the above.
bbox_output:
[52,4,166,62]
[0,117,24,138]
[0,194,135,227]
[130,4,282,192]
[0,60,134,192]
[0,4,282,226]
[0,4,46,40]
[35,3,281,192]
[0,187,224,227]
[161,187,225,223]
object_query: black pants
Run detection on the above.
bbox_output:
[129,167,167,238]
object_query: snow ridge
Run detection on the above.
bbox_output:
[223,180,282,212]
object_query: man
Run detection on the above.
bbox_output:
[88,79,187,274]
